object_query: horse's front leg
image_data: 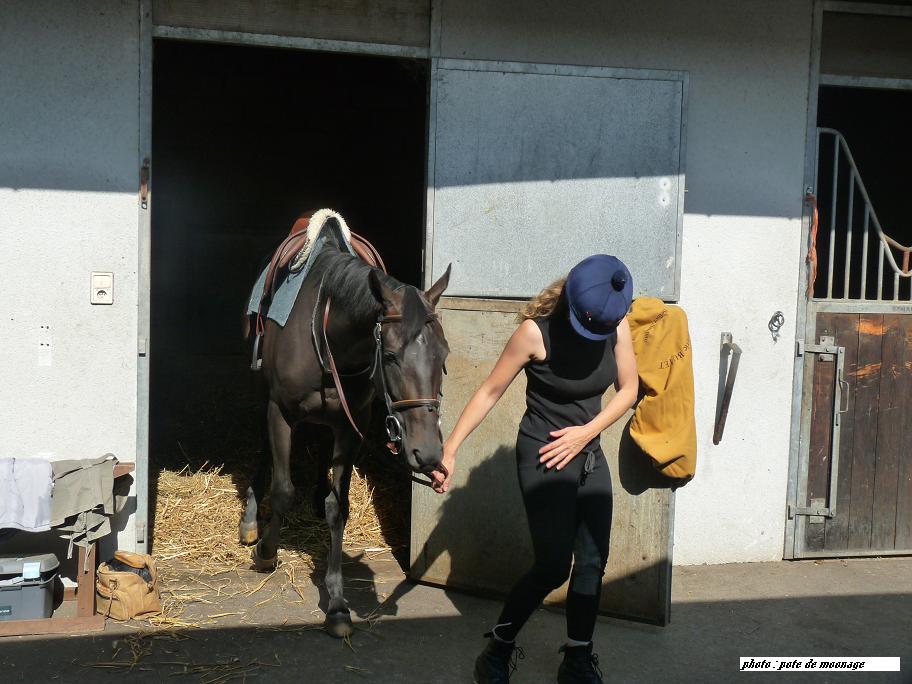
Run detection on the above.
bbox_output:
[324,428,356,638]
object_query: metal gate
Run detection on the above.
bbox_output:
[790,127,912,558]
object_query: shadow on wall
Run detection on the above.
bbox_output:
[616,417,679,496]
[412,445,526,599]
[408,423,678,622]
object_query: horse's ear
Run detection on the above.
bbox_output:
[425,264,451,309]
[369,269,395,309]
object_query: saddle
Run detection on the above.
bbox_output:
[252,209,386,368]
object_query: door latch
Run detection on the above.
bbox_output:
[140,158,150,209]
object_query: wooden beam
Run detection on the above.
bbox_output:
[76,544,97,618]
[0,615,104,638]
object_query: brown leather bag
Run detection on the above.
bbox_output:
[96,551,161,620]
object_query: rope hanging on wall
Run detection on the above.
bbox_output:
[806,192,819,298]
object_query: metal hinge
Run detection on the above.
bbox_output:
[135,520,147,544]
[789,499,835,522]
[138,337,148,357]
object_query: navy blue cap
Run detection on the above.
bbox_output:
[565,255,633,340]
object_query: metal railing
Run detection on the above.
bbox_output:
[813,127,912,302]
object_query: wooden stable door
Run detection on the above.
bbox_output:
[802,313,912,556]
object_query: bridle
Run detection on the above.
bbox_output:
[372,313,442,455]
[318,288,442,455]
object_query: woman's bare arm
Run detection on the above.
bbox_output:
[431,319,544,492]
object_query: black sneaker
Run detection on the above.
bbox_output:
[557,643,603,683]
[473,632,525,683]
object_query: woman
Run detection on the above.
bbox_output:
[431,255,638,683]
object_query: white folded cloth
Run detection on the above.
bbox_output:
[0,457,53,532]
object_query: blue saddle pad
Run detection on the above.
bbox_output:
[246,229,355,327]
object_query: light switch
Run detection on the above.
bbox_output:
[91,271,113,305]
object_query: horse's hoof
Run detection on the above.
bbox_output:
[325,611,353,639]
[239,521,259,546]
[251,543,277,572]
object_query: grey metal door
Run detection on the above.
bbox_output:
[423,59,688,299]
[413,58,688,625]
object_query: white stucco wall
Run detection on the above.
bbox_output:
[440,0,813,564]
[0,1,142,550]
[0,0,815,565]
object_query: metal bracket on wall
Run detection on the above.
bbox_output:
[713,332,742,445]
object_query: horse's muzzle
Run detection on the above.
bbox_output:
[411,461,448,488]
[422,461,448,478]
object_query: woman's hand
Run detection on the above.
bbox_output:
[539,425,596,470]
[430,443,457,494]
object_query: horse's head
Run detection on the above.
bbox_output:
[369,266,451,477]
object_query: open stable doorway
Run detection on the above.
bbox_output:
[149,39,429,560]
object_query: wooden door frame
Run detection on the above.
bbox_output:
[785,0,912,559]
[137,1,440,551]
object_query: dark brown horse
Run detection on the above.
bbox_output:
[240,228,450,637]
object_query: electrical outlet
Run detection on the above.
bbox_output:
[91,272,113,305]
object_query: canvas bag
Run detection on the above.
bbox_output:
[96,551,161,620]
[627,297,698,481]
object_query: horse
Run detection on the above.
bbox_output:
[240,224,451,638]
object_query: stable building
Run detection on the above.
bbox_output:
[1,1,910,625]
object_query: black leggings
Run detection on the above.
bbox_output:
[495,432,613,643]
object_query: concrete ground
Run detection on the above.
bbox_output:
[0,556,909,683]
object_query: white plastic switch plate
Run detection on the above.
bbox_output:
[91,271,113,305]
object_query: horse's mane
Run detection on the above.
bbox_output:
[321,247,429,342]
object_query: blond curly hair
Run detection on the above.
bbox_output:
[518,277,567,322]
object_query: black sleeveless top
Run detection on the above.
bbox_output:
[519,310,618,452]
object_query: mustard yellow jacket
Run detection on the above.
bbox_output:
[627,297,697,481]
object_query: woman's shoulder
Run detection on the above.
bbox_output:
[519,316,549,337]
[517,316,544,335]
[517,317,548,361]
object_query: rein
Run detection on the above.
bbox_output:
[318,291,441,454]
